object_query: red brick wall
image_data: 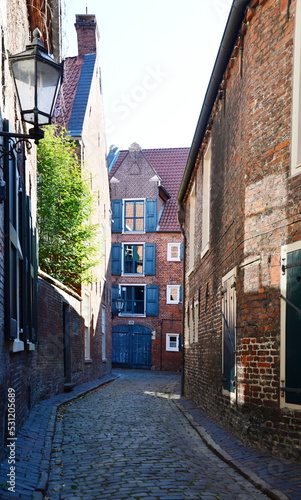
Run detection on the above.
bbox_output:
[183,0,301,461]
[112,232,183,371]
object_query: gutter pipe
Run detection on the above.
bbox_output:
[178,0,249,203]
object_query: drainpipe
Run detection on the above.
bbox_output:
[178,203,186,396]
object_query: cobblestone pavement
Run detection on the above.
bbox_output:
[46,370,269,500]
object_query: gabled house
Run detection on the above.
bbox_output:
[178,0,301,462]
[37,13,112,395]
[110,143,189,371]
[0,0,61,461]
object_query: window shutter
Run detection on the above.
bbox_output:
[180,243,184,260]
[25,196,38,343]
[285,249,301,405]
[111,199,122,232]
[111,284,119,315]
[146,285,159,316]
[145,199,157,232]
[179,285,183,303]
[4,152,20,340]
[144,243,156,275]
[111,243,122,275]
[179,334,182,351]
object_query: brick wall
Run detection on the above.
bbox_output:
[183,0,301,461]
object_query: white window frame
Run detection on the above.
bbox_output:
[167,284,181,304]
[122,242,145,276]
[101,306,106,361]
[221,267,236,401]
[280,240,301,409]
[188,182,196,271]
[120,283,146,317]
[167,242,181,261]
[122,198,145,234]
[291,0,301,176]
[166,333,180,352]
[83,292,91,361]
[201,140,211,257]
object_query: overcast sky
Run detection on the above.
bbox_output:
[61,0,232,152]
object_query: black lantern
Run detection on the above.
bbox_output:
[0,28,62,151]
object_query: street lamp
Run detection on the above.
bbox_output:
[115,292,125,314]
[0,28,63,156]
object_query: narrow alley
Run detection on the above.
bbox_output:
[46,370,269,500]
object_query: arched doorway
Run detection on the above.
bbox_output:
[112,324,152,369]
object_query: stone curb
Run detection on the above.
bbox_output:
[172,398,290,500]
[34,375,118,498]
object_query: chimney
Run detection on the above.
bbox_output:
[75,14,98,56]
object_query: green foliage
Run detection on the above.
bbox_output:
[37,126,99,288]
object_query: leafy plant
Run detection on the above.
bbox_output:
[37,126,99,288]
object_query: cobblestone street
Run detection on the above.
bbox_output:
[46,370,269,500]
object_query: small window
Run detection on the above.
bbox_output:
[167,243,181,261]
[166,333,180,352]
[167,285,181,304]
[121,285,145,315]
[124,244,143,274]
[124,200,144,232]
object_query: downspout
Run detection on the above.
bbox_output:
[178,203,186,396]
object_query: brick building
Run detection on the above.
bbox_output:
[110,143,188,371]
[40,13,112,396]
[178,0,301,462]
[0,0,61,460]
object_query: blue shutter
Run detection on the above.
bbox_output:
[111,199,122,232]
[146,285,159,316]
[145,199,157,232]
[111,243,121,275]
[180,243,184,260]
[179,285,183,303]
[112,285,119,315]
[144,243,156,276]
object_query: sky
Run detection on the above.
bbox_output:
[61,0,232,152]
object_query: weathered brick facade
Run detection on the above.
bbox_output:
[0,5,111,462]
[179,0,301,462]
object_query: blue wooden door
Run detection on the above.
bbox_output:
[112,325,152,369]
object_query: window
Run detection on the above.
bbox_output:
[291,0,301,175]
[166,333,180,352]
[188,183,196,270]
[167,243,181,261]
[124,244,143,274]
[83,292,91,360]
[101,306,106,361]
[111,198,157,233]
[124,199,144,232]
[222,268,236,397]
[111,243,156,276]
[280,241,301,408]
[122,285,145,315]
[167,285,181,304]
[4,144,37,351]
[112,284,159,317]
[201,141,211,256]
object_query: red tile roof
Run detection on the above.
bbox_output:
[53,56,83,130]
[110,147,190,232]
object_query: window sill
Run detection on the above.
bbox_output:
[27,341,36,351]
[11,339,25,353]
[84,358,92,364]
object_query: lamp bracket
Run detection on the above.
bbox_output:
[0,133,33,160]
